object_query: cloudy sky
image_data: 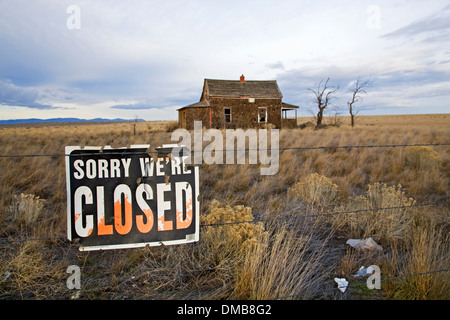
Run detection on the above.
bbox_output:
[0,0,449,121]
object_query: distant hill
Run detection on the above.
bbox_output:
[0,118,144,125]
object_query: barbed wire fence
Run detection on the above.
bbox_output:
[0,142,449,158]
[0,142,449,299]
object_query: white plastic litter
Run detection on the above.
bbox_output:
[346,239,361,248]
[346,237,383,252]
[334,277,349,293]
[70,290,81,300]
[2,271,11,281]
[353,266,375,278]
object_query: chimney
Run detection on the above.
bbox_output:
[240,74,245,82]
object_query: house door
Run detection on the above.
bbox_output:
[258,107,267,123]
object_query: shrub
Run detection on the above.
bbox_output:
[288,173,339,209]
[340,183,415,245]
[9,193,45,228]
[203,200,264,252]
[405,146,442,170]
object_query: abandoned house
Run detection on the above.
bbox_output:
[177,75,299,130]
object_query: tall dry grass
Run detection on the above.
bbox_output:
[233,222,333,300]
[0,114,448,299]
[382,212,449,300]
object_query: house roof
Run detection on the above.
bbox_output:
[179,77,299,110]
[204,79,283,99]
[282,102,299,109]
[178,100,210,110]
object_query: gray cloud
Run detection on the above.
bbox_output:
[110,102,154,110]
[266,61,285,70]
[0,1,449,120]
[110,95,196,110]
[0,79,59,109]
[275,61,450,116]
[381,5,450,41]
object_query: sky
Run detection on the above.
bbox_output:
[0,0,449,121]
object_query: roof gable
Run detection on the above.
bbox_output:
[203,79,283,99]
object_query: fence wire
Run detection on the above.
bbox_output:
[0,142,449,158]
[0,200,448,244]
[0,141,448,299]
[199,201,450,227]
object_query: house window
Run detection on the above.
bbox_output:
[258,107,267,123]
[224,108,232,123]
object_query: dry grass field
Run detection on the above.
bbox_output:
[0,114,448,300]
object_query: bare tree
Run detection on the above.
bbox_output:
[347,79,370,127]
[308,78,339,129]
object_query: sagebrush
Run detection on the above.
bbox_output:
[0,114,448,299]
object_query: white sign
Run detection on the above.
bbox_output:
[65,145,199,251]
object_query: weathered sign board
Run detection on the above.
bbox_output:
[65,144,199,251]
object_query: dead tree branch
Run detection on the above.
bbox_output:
[308,78,339,129]
[348,79,370,127]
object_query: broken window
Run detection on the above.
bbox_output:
[258,107,267,123]
[224,108,231,123]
